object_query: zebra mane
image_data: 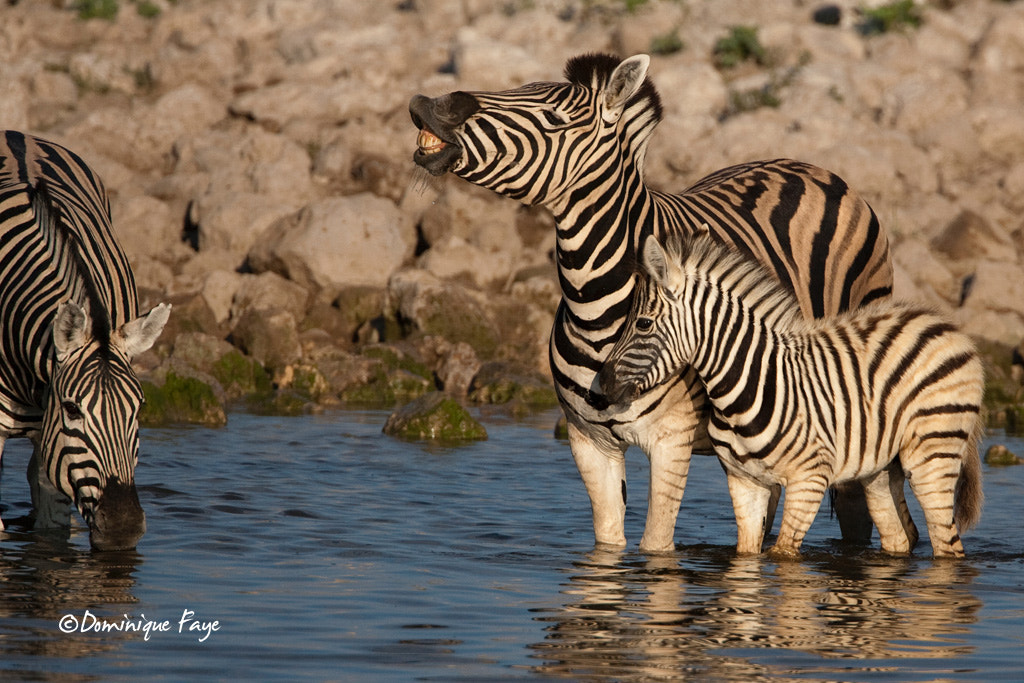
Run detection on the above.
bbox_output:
[564,52,663,127]
[30,179,113,353]
[661,233,805,332]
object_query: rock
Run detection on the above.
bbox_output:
[230,308,303,373]
[932,210,1018,266]
[812,5,842,26]
[192,191,300,259]
[436,341,481,398]
[230,272,310,322]
[387,269,500,357]
[247,194,416,293]
[984,445,1022,467]
[383,392,487,442]
[140,362,228,428]
[468,361,558,408]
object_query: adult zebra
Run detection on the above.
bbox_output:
[599,234,983,558]
[410,53,907,552]
[0,131,170,551]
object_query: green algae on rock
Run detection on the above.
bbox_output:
[383,392,487,443]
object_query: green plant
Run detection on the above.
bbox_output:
[650,30,685,56]
[857,0,922,35]
[713,25,767,69]
[136,0,161,18]
[75,0,118,20]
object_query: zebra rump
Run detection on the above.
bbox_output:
[601,234,983,558]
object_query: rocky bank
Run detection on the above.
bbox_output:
[1,0,1022,432]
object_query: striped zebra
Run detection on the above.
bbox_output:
[600,234,984,557]
[0,131,170,551]
[410,53,906,552]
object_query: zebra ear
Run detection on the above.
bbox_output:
[117,303,171,359]
[53,300,91,361]
[603,54,650,124]
[642,238,670,286]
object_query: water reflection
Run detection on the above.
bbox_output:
[530,548,981,680]
[0,529,140,662]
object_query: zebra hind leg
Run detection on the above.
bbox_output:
[861,462,917,554]
[769,476,829,559]
[904,444,967,558]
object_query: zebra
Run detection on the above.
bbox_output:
[599,233,984,557]
[0,130,170,551]
[410,52,908,552]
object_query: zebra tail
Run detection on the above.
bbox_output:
[953,419,985,532]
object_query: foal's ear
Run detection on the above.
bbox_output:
[603,54,650,124]
[642,237,670,285]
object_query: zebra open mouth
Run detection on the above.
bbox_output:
[417,129,446,155]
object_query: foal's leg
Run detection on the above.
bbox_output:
[861,462,918,554]
[724,471,773,554]
[770,476,829,559]
[905,446,966,558]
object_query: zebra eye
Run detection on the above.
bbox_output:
[62,400,83,421]
[636,317,654,332]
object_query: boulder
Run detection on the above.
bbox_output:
[383,392,487,442]
[247,193,416,293]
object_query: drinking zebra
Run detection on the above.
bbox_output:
[600,234,984,557]
[0,131,170,551]
[410,52,908,552]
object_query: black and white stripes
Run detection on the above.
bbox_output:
[601,235,984,557]
[411,53,899,551]
[0,131,169,551]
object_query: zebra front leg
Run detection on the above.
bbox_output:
[28,443,72,530]
[639,438,692,553]
[567,421,628,547]
[770,477,828,559]
[861,461,918,554]
[724,471,773,554]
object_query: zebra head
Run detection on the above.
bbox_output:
[43,298,170,551]
[410,53,662,206]
[599,236,689,405]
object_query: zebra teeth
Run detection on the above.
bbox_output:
[417,129,446,154]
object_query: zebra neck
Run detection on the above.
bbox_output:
[551,167,654,332]
[689,287,788,408]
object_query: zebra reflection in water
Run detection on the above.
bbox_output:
[530,549,981,680]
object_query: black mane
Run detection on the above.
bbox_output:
[563,53,663,124]
[30,179,112,354]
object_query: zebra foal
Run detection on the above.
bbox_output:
[600,234,983,558]
[1,131,170,551]
[411,52,908,551]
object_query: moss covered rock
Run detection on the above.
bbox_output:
[383,392,487,442]
[469,361,558,409]
[340,345,435,407]
[984,444,1022,467]
[141,370,227,427]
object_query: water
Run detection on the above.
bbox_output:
[1,409,1022,681]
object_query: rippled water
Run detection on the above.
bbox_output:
[1,409,1022,681]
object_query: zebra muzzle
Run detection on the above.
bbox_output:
[89,476,146,551]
